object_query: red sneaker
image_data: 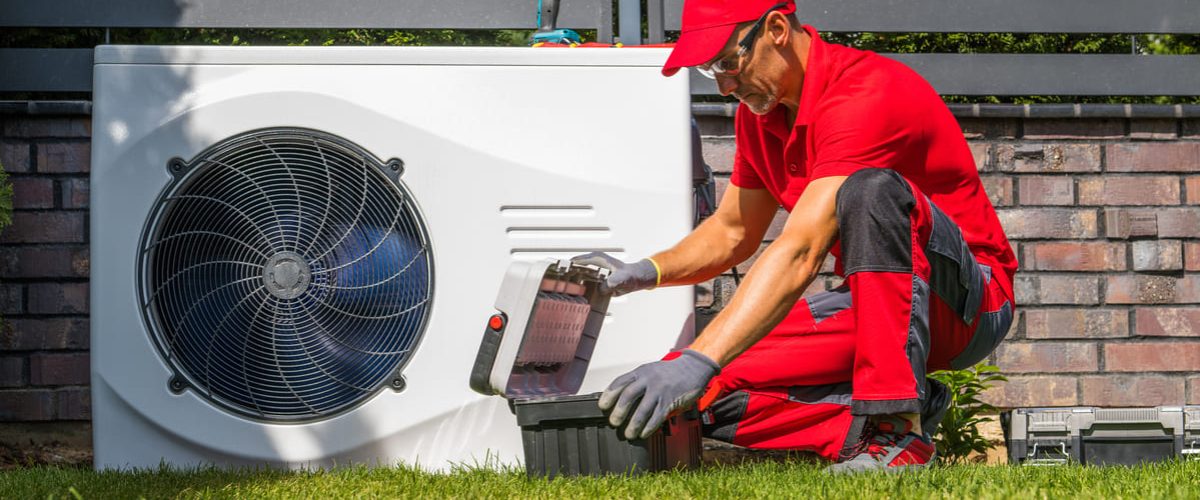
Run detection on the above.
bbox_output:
[828,415,937,474]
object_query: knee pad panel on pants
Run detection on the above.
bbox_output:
[835,169,916,275]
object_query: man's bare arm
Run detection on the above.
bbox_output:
[689,176,847,366]
[651,184,779,286]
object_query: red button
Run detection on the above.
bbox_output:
[488,314,505,331]
[788,163,799,173]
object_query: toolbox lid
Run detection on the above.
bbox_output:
[469,259,612,400]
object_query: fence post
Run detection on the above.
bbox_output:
[618,0,641,45]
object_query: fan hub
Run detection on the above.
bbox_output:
[263,251,311,300]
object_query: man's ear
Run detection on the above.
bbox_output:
[766,12,791,47]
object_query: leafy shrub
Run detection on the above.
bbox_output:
[928,362,1007,464]
[0,160,10,330]
[0,160,11,230]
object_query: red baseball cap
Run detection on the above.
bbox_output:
[661,0,797,76]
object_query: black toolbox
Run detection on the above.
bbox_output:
[1006,406,1200,465]
[470,259,702,477]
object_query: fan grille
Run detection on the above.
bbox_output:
[139,128,433,421]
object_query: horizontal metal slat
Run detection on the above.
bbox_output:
[0,0,607,29]
[0,49,94,92]
[662,0,1200,33]
[689,54,1200,96]
[6,49,1199,96]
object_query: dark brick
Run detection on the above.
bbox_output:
[10,177,55,209]
[0,246,90,279]
[1107,143,1200,172]
[29,353,89,386]
[1,318,89,350]
[1185,119,1200,138]
[713,176,730,203]
[1104,208,1200,239]
[2,118,90,138]
[696,115,734,136]
[763,209,788,241]
[1023,309,1129,339]
[701,138,735,174]
[969,143,990,172]
[0,212,86,244]
[957,117,1018,139]
[982,375,1077,408]
[1,140,32,173]
[0,390,54,421]
[1106,275,1200,305]
[996,209,1099,239]
[1077,176,1180,205]
[1105,342,1200,372]
[56,387,90,420]
[997,144,1101,173]
[1129,119,1178,140]
[28,283,89,314]
[36,142,90,174]
[0,284,23,315]
[1023,119,1124,140]
[979,176,1012,206]
[60,178,90,209]
[1017,176,1074,206]
[1131,240,1183,272]
[1187,242,1200,272]
[1021,242,1126,271]
[0,356,26,388]
[1080,375,1184,406]
[1096,178,1183,207]
[1136,307,1200,337]
[994,342,1098,373]
[695,279,715,308]
[1014,275,1100,305]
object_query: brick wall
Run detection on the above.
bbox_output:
[0,115,91,424]
[0,108,1196,431]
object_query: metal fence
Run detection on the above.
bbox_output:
[2,0,1199,96]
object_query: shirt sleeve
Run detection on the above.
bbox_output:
[730,148,766,189]
[808,95,918,180]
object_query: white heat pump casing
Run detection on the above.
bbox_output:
[91,46,695,471]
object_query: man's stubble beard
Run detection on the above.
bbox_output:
[744,91,778,115]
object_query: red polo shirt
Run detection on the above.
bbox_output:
[732,25,1016,299]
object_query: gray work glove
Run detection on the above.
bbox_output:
[599,349,720,440]
[570,252,659,296]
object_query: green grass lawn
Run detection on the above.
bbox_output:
[2,460,1198,499]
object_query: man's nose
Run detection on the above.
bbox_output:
[715,74,739,97]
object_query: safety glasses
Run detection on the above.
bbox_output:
[695,2,790,79]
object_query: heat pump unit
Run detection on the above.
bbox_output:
[90,46,695,470]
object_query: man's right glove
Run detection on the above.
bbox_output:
[570,252,660,296]
[598,348,720,440]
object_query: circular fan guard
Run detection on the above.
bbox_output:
[139,128,433,422]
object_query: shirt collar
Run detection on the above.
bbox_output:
[754,24,829,136]
[793,24,829,126]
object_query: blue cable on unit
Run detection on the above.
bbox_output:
[532,0,582,45]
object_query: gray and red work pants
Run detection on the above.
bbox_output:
[699,168,1013,460]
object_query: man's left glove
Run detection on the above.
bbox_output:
[598,349,720,440]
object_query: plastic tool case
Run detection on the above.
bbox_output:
[1006,406,1200,465]
[471,259,701,477]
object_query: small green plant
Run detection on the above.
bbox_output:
[0,160,11,230]
[0,159,10,333]
[928,362,1007,464]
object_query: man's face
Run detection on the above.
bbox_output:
[707,18,787,115]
